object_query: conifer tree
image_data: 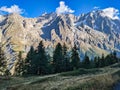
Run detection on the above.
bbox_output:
[97,56,101,67]
[100,52,119,67]
[82,53,90,69]
[24,46,35,75]
[113,51,118,63]
[104,54,110,66]
[71,45,80,70]
[53,43,63,73]
[36,41,49,75]
[94,57,99,68]
[100,54,105,67]
[62,43,71,72]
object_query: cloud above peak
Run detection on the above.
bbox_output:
[0,5,23,14]
[102,7,119,19]
[56,1,75,14]
[93,6,100,10]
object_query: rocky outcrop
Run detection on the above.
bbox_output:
[0,11,120,72]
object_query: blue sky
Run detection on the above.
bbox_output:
[0,0,120,17]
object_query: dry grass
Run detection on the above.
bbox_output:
[1,63,120,90]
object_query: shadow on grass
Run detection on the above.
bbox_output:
[60,68,103,76]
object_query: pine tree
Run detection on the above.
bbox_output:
[113,51,118,63]
[0,43,7,75]
[62,43,71,72]
[53,43,63,73]
[94,57,99,68]
[97,56,101,67]
[110,52,115,65]
[24,46,35,75]
[71,45,80,70]
[36,41,49,75]
[105,54,111,66]
[105,51,118,66]
[82,54,90,69]
[100,54,105,67]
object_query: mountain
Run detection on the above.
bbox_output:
[0,10,120,73]
[75,10,120,54]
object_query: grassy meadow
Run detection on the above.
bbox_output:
[0,63,120,90]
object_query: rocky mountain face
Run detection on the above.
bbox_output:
[0,10,120,73]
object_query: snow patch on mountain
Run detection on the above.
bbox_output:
[102,7,119,20]
[0,9,120,73]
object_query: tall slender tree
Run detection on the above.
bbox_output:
[100,54,105,67]
[93,56,98,68]
[36,41,49,75]
[71,45,80,70]
[53,43,63,73]
[82,53,90,69]
[24,46,35,75]
[62,43,71,72]
[113,51,118,63]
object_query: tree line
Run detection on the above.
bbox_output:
[0,41,120,76]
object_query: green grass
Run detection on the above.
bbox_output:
[65,78,113,90]
[60,68,102,76]
[110,63,120,68]
[1,63,120,90]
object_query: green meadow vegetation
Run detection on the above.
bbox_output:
[0,41,120,90]
[0,63,120,90]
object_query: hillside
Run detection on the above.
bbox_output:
[1,1,120,90]
[0,10,120,73]
[1,63,120,90]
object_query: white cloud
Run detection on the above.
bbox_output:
[93,6,100,9]
[0,5,23,14]
[56,1,75,14]
[102,7,119,19]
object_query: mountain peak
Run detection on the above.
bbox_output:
[90,8,120,20]
[102,7,119,20]
[0,9,120,72]
[8,13,22,18]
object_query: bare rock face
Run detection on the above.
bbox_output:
[0,11,120,73]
